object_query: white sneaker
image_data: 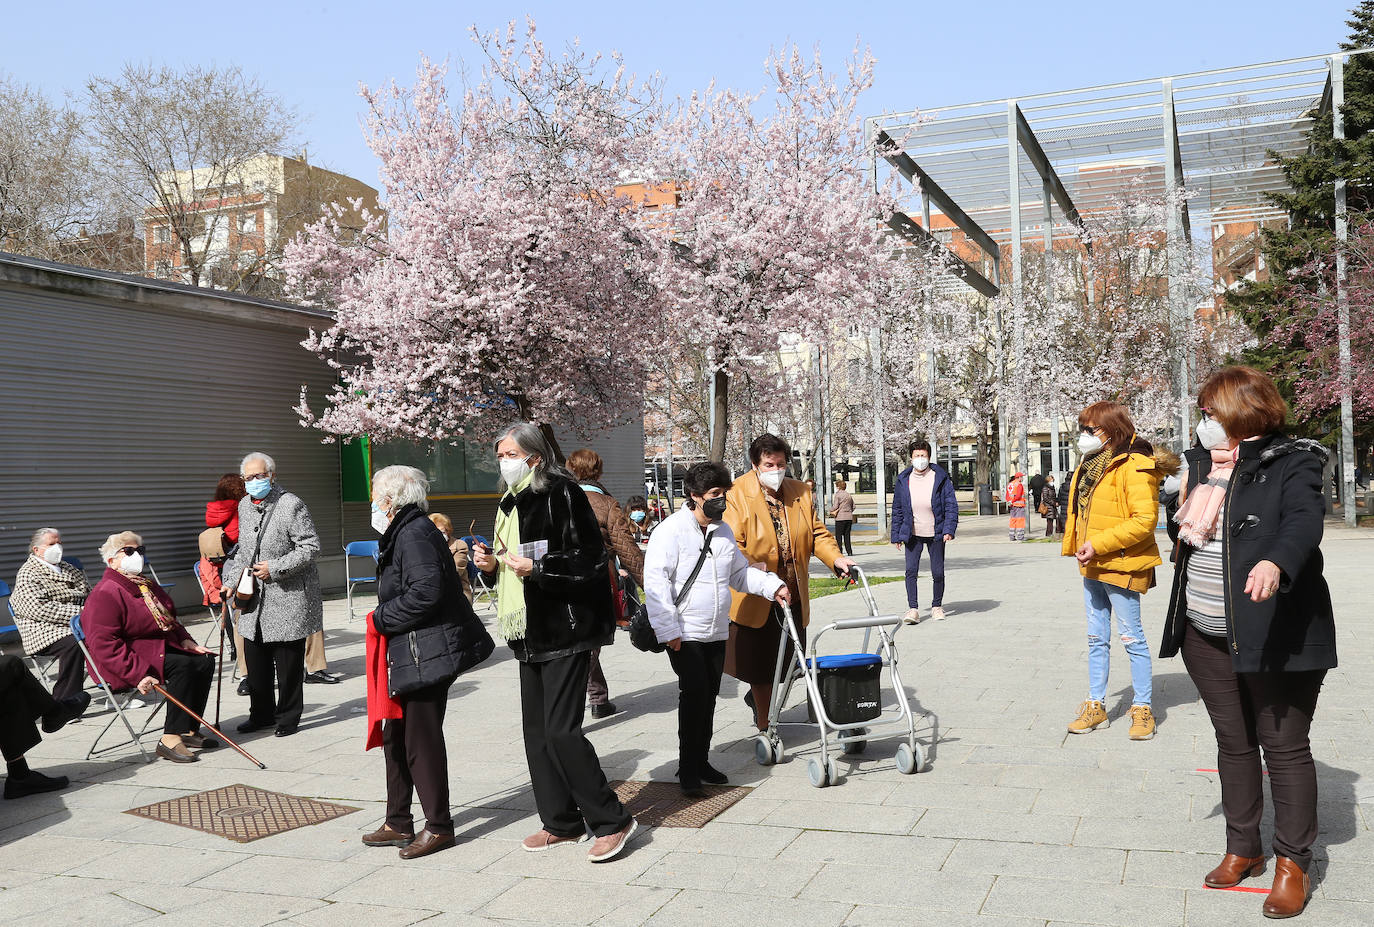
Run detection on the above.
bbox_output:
[902,608,920,625]
[930,606,947,621]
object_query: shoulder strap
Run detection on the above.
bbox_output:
[250,500,279,563]
[673,530,714,608]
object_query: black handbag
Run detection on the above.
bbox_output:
[388,603,495,698]
[628,533,712,654]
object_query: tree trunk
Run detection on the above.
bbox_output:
[975,418,991,487]
[709,368,729,463]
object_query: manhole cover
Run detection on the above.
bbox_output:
[126,784,358,843]
[610,780,753,828]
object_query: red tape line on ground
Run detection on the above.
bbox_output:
[1205,884,1270,894]
[1195,768,1267,775]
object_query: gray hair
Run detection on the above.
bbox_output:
[494,422,574,493]
[98,530,142,562]
[29,526,60,550]
[240,452,276,477]
[372,465,430,513]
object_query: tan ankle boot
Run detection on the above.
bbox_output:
[1262,856,1311,919]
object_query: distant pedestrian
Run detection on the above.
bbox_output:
[1061,402,1166,742]
[890,440,958,624]
[828,480,855,556]
[1004,472,1027,541]
[626,496,652,544]
[1159,367,1336,918]
[1039,474,1061,537]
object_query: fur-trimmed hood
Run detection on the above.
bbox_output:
[1259,436,1330,464]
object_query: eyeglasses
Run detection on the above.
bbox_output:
[244,472,270,481]
[118,545,146,557]
[1079,424,1099,435]
[1198,409,1213,421]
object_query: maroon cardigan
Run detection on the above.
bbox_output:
[83,569,195,689]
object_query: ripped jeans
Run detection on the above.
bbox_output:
[1082,578,1152,707]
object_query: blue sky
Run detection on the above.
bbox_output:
[8,1,1360,189]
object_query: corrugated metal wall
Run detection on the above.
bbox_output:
[0,254,647,610]
[0,256,344,610]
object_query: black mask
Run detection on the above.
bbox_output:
[701,496,728,520]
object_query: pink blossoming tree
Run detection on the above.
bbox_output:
[284,20,662,450]
[651,44,898,463]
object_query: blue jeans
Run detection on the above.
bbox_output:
[903,536,945,609]
[1082,578,1152,707]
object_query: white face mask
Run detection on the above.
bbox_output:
[120,552,145,575]
[757,469,785,492]
[41,543,63,565]
[370,502,390,535]
[1196,417,1229,451]
[911,456,930,472]
[1077,433,1104,455]
[1163,475,1181,495]
[500,456,532,488]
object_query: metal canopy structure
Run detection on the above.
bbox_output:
[872,52,1365,252]
[866,49,1371,525]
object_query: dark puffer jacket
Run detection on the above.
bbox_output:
[372,504,493,696]
[496,475,614,662]
[1158,435,1336,674]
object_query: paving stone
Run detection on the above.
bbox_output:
[642,888,852,926]
[944,839,1128,883]
[631,850,823,896]
[799,861,994,913]
[910,807,1080,845]
[324,863,519,913]
[759,798,922,834]
[777,828,955,870]
[191,854,380,898]
[982,875,1185,926]
[479,877,669,924]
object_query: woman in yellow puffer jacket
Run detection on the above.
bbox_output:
[1061,401,1167,742]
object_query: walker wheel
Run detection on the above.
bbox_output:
[842,728,868,755]
[895,742,919,775]
[826,756,840,786]
[807,757,830,788]
[771,739,785,764]
[754,734,775,767]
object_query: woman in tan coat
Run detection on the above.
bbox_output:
[723,433,855,731]
[427,514,473,604]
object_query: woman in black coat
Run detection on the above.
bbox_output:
[1159,366,1336,919]
[363,465,492,861]
[473,423,638,864]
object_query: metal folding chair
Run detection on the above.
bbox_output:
[70,612,162,763]
[0,580,61,690]
[343,540,379,620]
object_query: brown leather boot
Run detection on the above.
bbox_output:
[1205,853,1266,888]
[1262,856,1311,919]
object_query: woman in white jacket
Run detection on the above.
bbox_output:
[645,462,790,796]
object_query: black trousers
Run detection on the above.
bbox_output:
[833,520,853,556]
[161,651,216,735]
[1182,623,1326,869]
[520,651,630,838]
[0,656,55,762]
[667,639,726,781]
[384,682,453,836]
[242,632,306,730]
[35,635,86,701]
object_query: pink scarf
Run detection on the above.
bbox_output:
[1174,446,1237,547]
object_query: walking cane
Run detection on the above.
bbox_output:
[214,601,227,727]
[152,683,267,770]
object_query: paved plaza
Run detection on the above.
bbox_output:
[1,516,1370,926]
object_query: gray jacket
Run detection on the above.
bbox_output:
[225,485,324,643]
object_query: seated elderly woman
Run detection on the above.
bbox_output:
[10,527,91,701]
[83,531,218,763]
